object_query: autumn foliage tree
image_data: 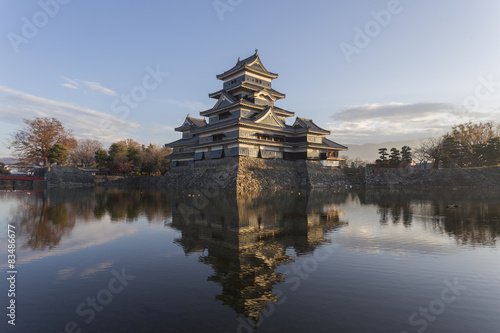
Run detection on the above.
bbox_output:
[99,139,171,175]
[417,121,500,168]
[10,117,77,166]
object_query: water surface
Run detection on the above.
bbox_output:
[0,188,499,333]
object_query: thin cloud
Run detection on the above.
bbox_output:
[154,98,210,111]
[0,85,139,146]
[61,82,80,90]
[60,76,117,96]
[329,102,500,144]
[332,102,459,122]
[0,222,137,270]
[82,80,117,96]
[149,124,176,133]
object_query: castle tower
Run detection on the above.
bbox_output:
[166,51,346,166]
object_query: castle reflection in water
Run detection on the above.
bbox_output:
[168,190,348,322]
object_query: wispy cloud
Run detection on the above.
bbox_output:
[0,86,139,146]
[0,220,138,270]
[154,98,210,111]
[149,124,176,133]
[79,260,114,278]
[329,102,500,144]
[60,76,117,96]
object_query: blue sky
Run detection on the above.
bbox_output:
[1,0,500,157]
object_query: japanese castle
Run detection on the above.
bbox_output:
[166,50,347,166]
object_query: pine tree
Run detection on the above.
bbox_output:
[389,148,401,167]
[401,146,412,167]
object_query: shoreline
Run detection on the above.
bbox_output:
[21,162,500,191]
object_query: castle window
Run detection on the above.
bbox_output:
[212,134,225,142]
[219,112,230,120]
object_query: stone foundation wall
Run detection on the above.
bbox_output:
[159,157,239,190]
[237,157,306,192]
[159,157,349,192]
[104,157,349,192]
[359,166,500,188]
[46,166,95,188]
[303,160,351,189]
[45,162,499,191]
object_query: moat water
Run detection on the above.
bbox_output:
[0,187,499,333]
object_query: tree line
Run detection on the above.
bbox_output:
[343,121,499,170]
[414,121,500,168]
[8,117,172,175]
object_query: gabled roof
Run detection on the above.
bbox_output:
[200,91,237,116]
[253,106,286,128]
[292,117,330,134]
[216,50,278,80]
[174,116,207,132]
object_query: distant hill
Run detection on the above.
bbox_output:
[340,139,427,162]
[0,157,18,164]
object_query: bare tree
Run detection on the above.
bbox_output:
[70,139,102,167]
[413,146,428,165]
[342,155,368,168]
[417,137,443,169]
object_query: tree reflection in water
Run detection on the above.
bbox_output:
[357,188,500,246]
[10,188,173,249]
[12,190,78,249]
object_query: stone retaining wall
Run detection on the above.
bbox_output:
[44,163,500,191]
[359,166,500,188]
[103,157,350,192]
[46,166,95,188]
[158,157,239,190]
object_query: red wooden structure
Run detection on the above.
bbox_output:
[0,176,44,181]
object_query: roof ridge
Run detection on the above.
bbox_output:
[187,116,206,121]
